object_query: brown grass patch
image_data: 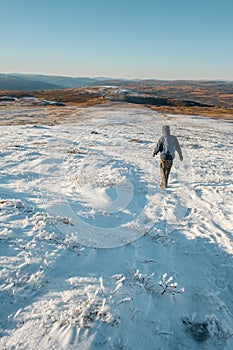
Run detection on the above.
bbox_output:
[148,105,233,121]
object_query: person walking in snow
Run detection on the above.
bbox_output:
[153,125,183,188]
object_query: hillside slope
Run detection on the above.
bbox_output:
[0,74,62,91]
[0,106,233,349]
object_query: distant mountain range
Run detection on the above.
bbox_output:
[0,74,63,91]
[0,73,126,91]
[1,73,232,92]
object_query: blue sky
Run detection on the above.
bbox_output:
[1,0,233,79]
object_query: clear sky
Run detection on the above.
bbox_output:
[1,0,233,80]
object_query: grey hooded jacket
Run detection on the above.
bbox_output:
[153,125,183,160]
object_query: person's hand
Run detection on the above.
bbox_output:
[180,155,183,161]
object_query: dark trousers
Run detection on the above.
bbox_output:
[160,159,173,188]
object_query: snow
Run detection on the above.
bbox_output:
[0,96,66,108]
[0,104,233,349]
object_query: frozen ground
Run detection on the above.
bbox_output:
[0,105,233,349]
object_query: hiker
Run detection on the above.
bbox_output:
[153,125,183,188]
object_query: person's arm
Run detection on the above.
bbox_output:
[175,137,183,161]
[153,138,163,157]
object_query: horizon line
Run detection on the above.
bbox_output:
[1,72,232,82]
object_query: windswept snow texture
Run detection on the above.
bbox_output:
[0,106,233,349]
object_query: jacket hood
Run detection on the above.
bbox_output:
[162,125,170,136]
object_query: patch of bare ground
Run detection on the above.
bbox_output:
[148,105,233,121]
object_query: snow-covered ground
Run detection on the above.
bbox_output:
[0,105,233,349]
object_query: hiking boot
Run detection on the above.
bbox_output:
[160,183,167,189]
